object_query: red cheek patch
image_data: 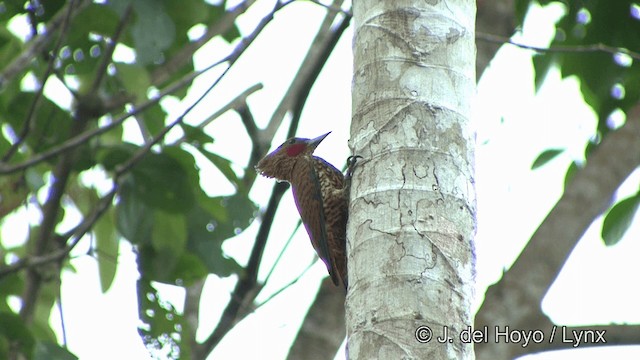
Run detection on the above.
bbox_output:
[286,143,306,156]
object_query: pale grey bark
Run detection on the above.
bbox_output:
[347,1,477,359]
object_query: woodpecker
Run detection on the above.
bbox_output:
[256,132,355,289]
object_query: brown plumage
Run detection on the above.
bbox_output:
[256,132,348,289]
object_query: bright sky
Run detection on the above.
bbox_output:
[2,1,640,359]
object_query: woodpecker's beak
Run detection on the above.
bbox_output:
[308,132,331,149]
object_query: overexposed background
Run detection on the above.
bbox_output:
[3,1,640,359]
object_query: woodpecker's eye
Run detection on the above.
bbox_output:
[287,139,295,145]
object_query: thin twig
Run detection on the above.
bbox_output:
[0,71,221,278]
[194,2,351,357]
[0,189,117,279]
[263,0,349,144]
[0,0,90,89]
[244,0,350,184]
[0,3,269,280]
[476,31,640,60]
[89,6,133,95]
[150,0,257,85]
[14,5,137,325]
[237,102,259,144]
[2,0,78,162]
[196,181,288,358]
[190,83,263,140]
[263,220,302,284]
[257,258,318,309]
[0,52,233,174]
[305,0,351,16]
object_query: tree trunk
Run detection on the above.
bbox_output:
[347,0,477,359]
[289,1,515,355]
[286,278,346,360]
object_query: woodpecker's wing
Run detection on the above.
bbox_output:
[315,158,348,289]
[291,160,340,286]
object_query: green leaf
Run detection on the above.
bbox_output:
[212,193,257,239]
[0,311,34,359]
[98,143,138,171]
[32,282,59,342]
[0,273,23,312]
[34,341,78,360]
[136,280,184,359]
[164,0,210,37]
[173,252,208,286]
[602,195,640,246]
[131,152,196,213]
[67,3,120,45]
[0,173,29,217]
[152,210,187,258]
[37,0,66,23]
[532,53,556,93]
[0,26,23,74]
[181,124,214,146]
[185,205,241,277]
[0,2,25,22]
[3,92,72,154]
[162,146,201,189]
[563,161,580,190]
[109,0,135,15]
[130,0,176,65]
[116,179,154,244]
[95,209,120,293]
[514,0,532,25]
[114,63,151,101]
[196,147,241,189]
[544,0,640,134]
[136,210,188,283]
[140,104,168,137]
[25,167,45,193]
[63,44,103,82]
[531,148,564,169]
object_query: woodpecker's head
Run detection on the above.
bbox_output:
[256,132,330,181]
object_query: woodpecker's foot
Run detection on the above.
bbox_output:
[345,155,362,180]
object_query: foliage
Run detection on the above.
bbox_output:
[0,1,254,358]
[521,0,640,245]
[0,0,350,358]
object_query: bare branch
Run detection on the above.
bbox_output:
[150,0,258,86]
[305,0,351,15]
[286,278,345,360]
[19,119,90,324]
[0,189,117,279]
[192,2,352,358]
[476,31,640,61]
[0,69,228,279]
[194,181,289,359]
[88,6,133,96]
[2,0,79,162]
[0,0,90,90]
[263,220,302,283]
[527,324,640,355]
[195,83,263,139]
[476,106,640,359]
[259,256,317,308]
[262,0,350,143]
[0,21,263,175]
[0,56,222,174]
